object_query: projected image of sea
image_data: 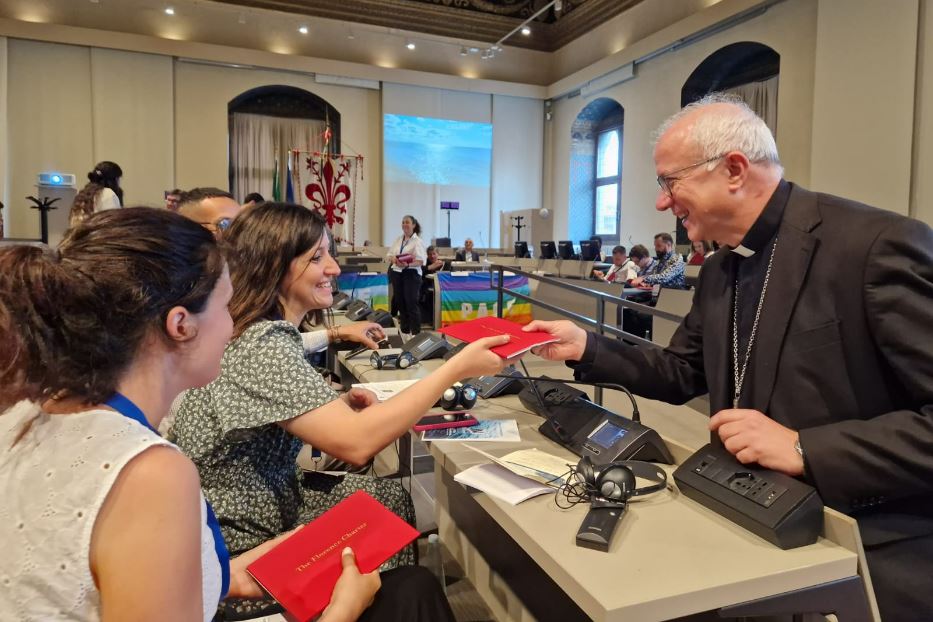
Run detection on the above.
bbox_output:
[384,114,492,187]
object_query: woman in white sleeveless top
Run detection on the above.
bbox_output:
[0,208,379,621]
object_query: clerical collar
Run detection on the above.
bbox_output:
[731,179,790,257]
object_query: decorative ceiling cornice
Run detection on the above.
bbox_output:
[212,0,644,52]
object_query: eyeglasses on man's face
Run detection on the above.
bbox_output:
[656,154,725,197]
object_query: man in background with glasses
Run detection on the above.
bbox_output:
[525,92,933,621]
[178,187,242,240]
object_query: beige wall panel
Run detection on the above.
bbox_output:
[810,0,918,216]
[8,39,93,238]
[546,0,817,248]
[173,61,381,242]
[911,1,933,227]
[90,48,173,208]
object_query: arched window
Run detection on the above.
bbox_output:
[228,85,340,202]
[568,97,624,242]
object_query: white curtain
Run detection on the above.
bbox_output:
[230,113,325,202]
[725,75,779,137]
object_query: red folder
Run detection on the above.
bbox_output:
[437,316,558,359]
[246,491,419,622]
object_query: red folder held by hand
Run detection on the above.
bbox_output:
[437,316,558,359]
[246,491,419,622]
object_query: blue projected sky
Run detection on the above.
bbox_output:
[384,114,492,187]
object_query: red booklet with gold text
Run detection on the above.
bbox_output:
[246,491,419,622]
[437,316,557,359]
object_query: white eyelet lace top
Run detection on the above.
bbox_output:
[0,401,222,621]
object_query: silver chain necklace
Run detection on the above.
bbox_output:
[732,238,778,408]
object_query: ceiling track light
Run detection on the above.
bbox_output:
[298,25,309,34]
[521,26,531,36]
[406,40,416,50]
[164,6,175,15]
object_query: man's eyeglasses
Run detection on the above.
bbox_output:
[656,155,725,197]
[198,217,233,233]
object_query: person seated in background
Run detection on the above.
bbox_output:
[178,187,242,240]
[165,188,183,212]
[243,191,264,209]
[455,237,480,262]
[632,232,686,289]
[628,244,655,279]
[424,245,445,275]
[593,245,638,283]
[168,203,507,618]
[0,208,385,621]
[687,239,713,265]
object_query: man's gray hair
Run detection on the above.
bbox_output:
[654,93,782,171]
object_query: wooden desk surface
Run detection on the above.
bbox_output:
[337,352,865,622]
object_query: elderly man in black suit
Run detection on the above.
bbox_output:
[455,237,480,262]
[525,93,933,621]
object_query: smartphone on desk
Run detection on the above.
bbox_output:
[412,412,478,432]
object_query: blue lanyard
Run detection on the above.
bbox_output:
[104,392,231,601]
[399,236,411,255]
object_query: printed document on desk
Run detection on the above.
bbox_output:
[454,463,554,505]
[468,446,574,486]
[421,419,520,442]
[351,379,419,401]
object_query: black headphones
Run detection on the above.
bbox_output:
[438,382,478,411]
[370,351,416,370]
[574,456,667,504]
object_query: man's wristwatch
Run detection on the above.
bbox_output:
[794,437,806,475]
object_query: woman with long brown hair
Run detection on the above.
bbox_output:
[69,161,124,227]
[170,202,508,620]
[0,208,381,621]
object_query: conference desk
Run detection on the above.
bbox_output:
[335,351,877,622]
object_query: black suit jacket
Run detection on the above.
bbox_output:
[455,250,480,262]
[573,183,933,546]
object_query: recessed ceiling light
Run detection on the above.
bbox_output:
[164,6,175,15]
[406,40,416,50]
[298,25,309,34]
[521,26,531,36]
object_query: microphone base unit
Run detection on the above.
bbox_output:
[673,443,823,549]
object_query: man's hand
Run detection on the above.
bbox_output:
[630,276,645,287]
[592,269,605,279]
[709,409,803,476]
[342,388,378,411]
[521,320,588,362]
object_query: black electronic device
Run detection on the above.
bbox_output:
[442,342,468,360]
[366,309,395,328]
[466,365,526,399]
[571,456,669,552]
[344,300,372,321]
[514,240,530,258]
[435,237,451,248]
[400,331,451,361]
[438,383,478,411]
[673,444,823,549]
[517,377,674,465]
[370,349,416,370]
[557,240,575,260]
[539,241,557,260]
[579,240,599,261]
[331,292,352,310]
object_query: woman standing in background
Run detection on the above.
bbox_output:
[69,161,123,227]
[386,215,427,337]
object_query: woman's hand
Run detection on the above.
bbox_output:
[449,334,511,379]
[342,387,379,411]
[337,322,385,349]
[321,548,381,622]
[227,528,301,599]
[521,320,588,362]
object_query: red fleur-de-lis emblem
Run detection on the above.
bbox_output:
[305,157,352,229]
